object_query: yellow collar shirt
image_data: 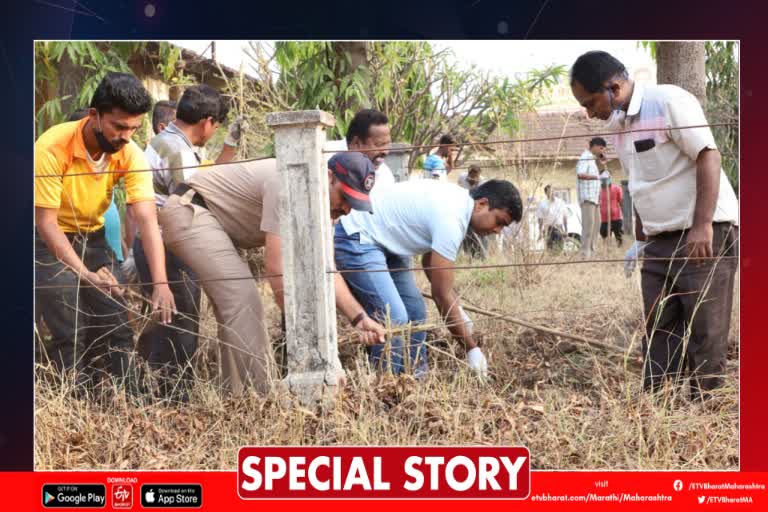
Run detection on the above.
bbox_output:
[34,117,155,233]
[613,82,739,236]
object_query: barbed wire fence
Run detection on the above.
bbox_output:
[33,116,739,401]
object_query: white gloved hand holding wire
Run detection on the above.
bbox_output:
[467,347,488,379]
[624,241,649,278]
[121,249,138,284]
[224,115,249,147]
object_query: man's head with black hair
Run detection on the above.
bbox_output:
[90,72,153,115]
[469,179,523,235]
[439,134,455,145]
[588,136,608,158]
[175,84,229,146]
[85,72,152,155]
[436,133,457,158]
[570,51,633,121]
[152,100,177,135]
[346,109,391,169]
[467,164,482,187]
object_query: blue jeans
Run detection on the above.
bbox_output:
[334,222,428,375]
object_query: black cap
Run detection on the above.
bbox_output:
[328,152,376,213]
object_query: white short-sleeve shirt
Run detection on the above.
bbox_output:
[613,82,739,236]
[536,197,566,230]
[340,180,474,261]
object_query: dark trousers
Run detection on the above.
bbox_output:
[640,223,738,398]
[600,219,624,246]
[35,229,137,389]
[134,236,202,393]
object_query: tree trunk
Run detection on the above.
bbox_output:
[332,42,370,114]
[656,42,706,107]
[333,42,368,70]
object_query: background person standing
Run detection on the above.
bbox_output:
[536,185,568,251]
[599,171,624,247]
[576,137,608,257]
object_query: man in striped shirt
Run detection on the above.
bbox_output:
[576,137,608,257]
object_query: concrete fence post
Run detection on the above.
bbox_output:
[265,110,343,406]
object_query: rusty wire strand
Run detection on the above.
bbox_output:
[34,255,738,290]
[33,122,737,179]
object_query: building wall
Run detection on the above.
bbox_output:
[515,108,619,161]
[141,76,171,102]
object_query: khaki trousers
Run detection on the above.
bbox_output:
[158,194,273,396]
[579,201,600,257]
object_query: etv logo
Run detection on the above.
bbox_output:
[112,484,133,509]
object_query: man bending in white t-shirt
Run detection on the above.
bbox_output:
[334,179,523,378]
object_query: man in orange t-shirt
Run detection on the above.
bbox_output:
[35,72,175,393]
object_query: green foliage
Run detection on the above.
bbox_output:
[241,42,564,165]
[638,41,738,190]
[704,41,738,191]
[34,41,184,140]
[36,42,132,137]
[639,41,657,60]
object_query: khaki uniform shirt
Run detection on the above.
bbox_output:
[187,158,281,249]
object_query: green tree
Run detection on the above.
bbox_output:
[34,41,186,139]
[640,41,738,190]
[704,41,738,192]
[236,42,563,166]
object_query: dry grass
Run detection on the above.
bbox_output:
[35,244,739,471]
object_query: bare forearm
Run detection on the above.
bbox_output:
[216,145,237,164]
[135,212,168,284]
[693,149,721,228]
[264,233,285,313]
[431,287,477,349]
[267,276,285,314]
[334,273,365,321]
[124,205,138,250]
[37,222,90,275]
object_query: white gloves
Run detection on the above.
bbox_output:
[624,241,649,278]
[223,115,249,147]
[120,249,138,284]
[467,347,488,379]
[459,307,486,378]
